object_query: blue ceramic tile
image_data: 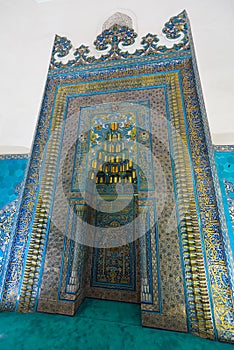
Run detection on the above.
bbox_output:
[0,159,28,209]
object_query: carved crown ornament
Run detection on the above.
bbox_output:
[50,11,191,70]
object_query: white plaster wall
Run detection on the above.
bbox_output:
[0,0,233,154]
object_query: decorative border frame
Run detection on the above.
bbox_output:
[214,145,234,153]
[1,10,233,343]
[0,154,29,160]
[213,148,234,294]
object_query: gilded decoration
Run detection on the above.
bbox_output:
[0,196,21,298]
[214,148,234,297]
[0,11,233,344]
[224,180,234,232]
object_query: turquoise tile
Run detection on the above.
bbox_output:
[0,158,28,209]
